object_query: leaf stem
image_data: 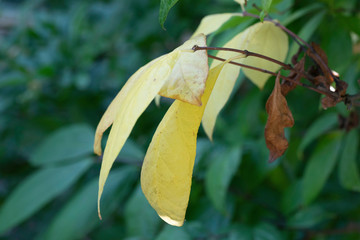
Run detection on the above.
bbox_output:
[193,45,292,70]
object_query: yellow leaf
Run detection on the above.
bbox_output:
[234,0,246,10]
[192,13,241,37]
[96,35,208,218]
[241,21,288,88]
[140,61,230,227]
[202,33,246,140]
[159,35,209,106]
[93,57,163,156]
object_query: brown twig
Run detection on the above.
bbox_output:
[192,45,337,99]
[242,9,339,85]
[193,45,292,70]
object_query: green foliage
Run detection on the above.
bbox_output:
[159,0,179,29]
[1,0,360,239]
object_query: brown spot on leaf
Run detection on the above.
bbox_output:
[265,73,294,162]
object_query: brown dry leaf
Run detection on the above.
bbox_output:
[281,56,305,96]
[321,79,348,109]
[307,42,333,85]
[265,73,294,162]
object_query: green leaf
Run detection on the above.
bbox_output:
[159,0,179,29]
[287,205,332,228]
[0,159,92,234]
[124,185,161,238]
[282,3,322,26]
[155,225,191,240]
[30,124,94,166]
[281,180,302,214]
[261,0,273,12]
[338,129,360,192]
[253,222,283,240]
[302,132,342,205]
[205,146,242,213]
[42,166,137,240]
[298,113,338,158]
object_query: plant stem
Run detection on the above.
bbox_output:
[193,45,292,70]
[243,10,339,84]
[201,50,336,98]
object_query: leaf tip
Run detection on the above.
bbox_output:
[159,214,184,227]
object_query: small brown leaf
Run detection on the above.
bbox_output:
[281,56,305,96]
[321,79,348,109]
[307,43,333,85]
[265,73,294,162]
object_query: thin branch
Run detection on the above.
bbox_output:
[242,9,339,85]
[242,11,309,48]
[206,53,336,98]
[193,45,292,70]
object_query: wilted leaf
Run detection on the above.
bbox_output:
[95,35,208,218]
[159,0,179,29]
[0,159,92,234]
[338,129,360,192]
[202,32,246,140]
[265,73,294,162]
[241,21,288,88]
[141,61,230,226]
[307,42,333,85]
[94,34,207,155]
[321,80,348,109]
[302,132,342,205]
[281,56,305,96]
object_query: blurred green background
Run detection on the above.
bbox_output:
[0,0,360,239]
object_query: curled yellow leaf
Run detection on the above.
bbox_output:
[95,34,208,218]
[158,36,209,106]
[140,57,241,226]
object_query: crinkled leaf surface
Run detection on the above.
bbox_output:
[95,35,208,218]
[202,32,245,140]
[265,73,294,162]
[241,21,288,88]
[140,62,227,226]
[158,36,208,106]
